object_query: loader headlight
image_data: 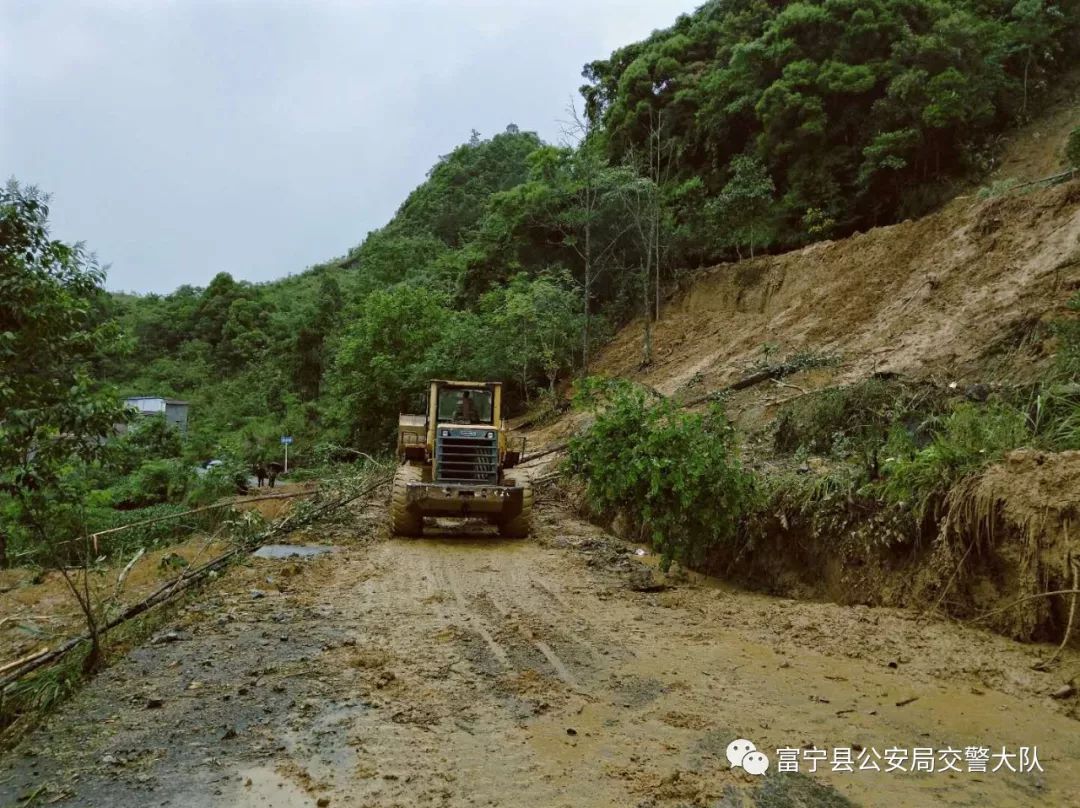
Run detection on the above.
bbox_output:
[486,431,494,439]
[441,429,450,437]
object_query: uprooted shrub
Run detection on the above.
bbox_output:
[875,402,1031,528]
[772,378,948,474]
[565,378,759,570]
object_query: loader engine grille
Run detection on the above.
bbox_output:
[435,429,498,484]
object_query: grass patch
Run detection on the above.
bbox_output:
[874,402,1030,524]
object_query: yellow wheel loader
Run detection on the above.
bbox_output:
[391,380,531,538]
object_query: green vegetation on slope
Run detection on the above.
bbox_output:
[100,126,656,462]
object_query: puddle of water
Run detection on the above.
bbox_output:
[278,702,366,782]
[253,544,336,559]
[230,766,314,808]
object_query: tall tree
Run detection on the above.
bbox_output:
[711,154,775,259]
[616,168,662,367]
[555,103,632,369]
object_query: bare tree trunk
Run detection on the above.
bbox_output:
[54,539,103,673]
[582,211,592,372]
[641,260,653,367]
[654,212,662,322]
[582,280,590,372]
[0,529,7,569]
[642,312,653,366]
[649,107,667,325]
[1022,53,1031,116]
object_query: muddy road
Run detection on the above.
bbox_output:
[3,496,1079,808]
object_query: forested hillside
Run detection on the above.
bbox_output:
[583,0,1080,251]
[94,0,1079,470]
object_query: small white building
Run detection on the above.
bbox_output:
[123,396,189,433]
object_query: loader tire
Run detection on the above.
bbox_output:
[498,469,533,538]
[391,463,423,537]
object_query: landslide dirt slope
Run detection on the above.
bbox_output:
[593,74,1080,400]
[595,178,1080,402]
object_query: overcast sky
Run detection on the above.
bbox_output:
[2,1,691,294]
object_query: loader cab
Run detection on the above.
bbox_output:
[428,381,502,484]
[436,385,495,425]
[392,379,531,538]
[428,381,501,433]
[395,380,524,474]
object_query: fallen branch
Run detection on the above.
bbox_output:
[235,489,320,503]
[967,589,1080,625]
[20,488,325,558]
[519,442,570,465]
[1006,168,1077,193]
[0,473,390,691]
[679,360,817,408]
[772,379,808,395]
[112,548,145,603]
[0,647,49,676]
[323,447,382,465]
[0,616,58,630]
[531,471,565,486]
[89,489,318,543]
[86,501,238,544]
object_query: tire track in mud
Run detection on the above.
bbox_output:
[519,564,618,657]
[482,589,580,687]
[413,540,602,690]
[424,544,513,673]
[467,543,613,689]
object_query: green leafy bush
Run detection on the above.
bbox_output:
[109,459,194,509]
[111,417,184,474]
[186,456,248,507]
[566,378,759,569]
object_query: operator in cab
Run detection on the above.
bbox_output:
[453,390,479,422]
